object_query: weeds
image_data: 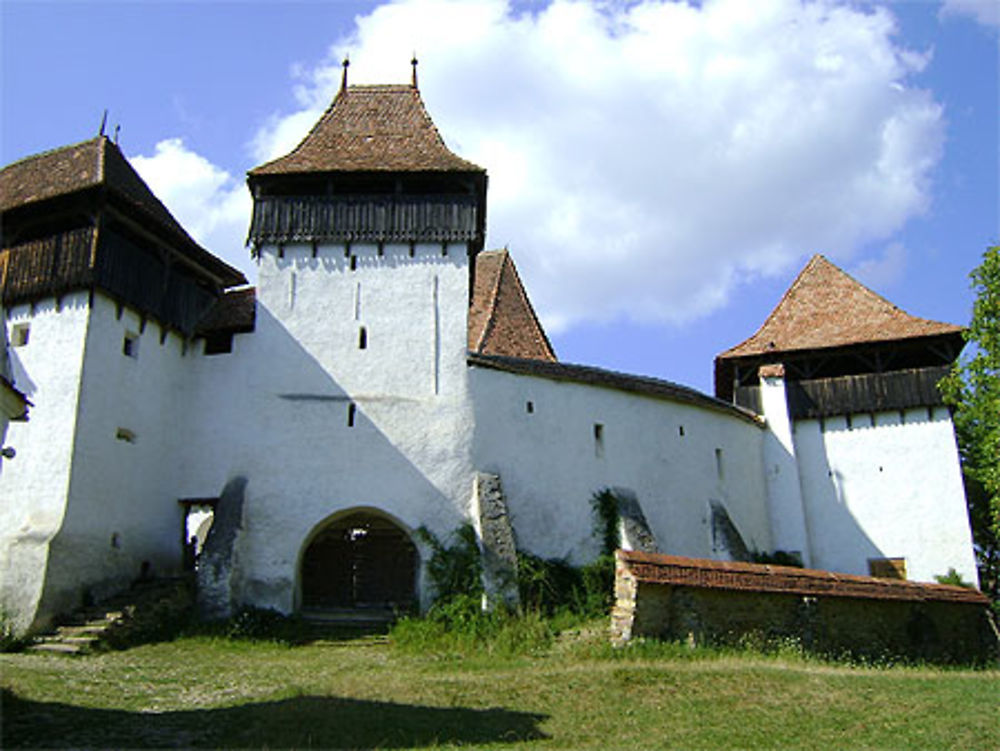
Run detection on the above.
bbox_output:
[390,595,553,657]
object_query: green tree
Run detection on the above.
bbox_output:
[940,246,1000,600]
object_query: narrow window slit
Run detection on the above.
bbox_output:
[123,332,139,358]
[347,403,356,427]
[358,326,367,349]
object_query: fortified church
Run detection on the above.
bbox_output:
[0,67,978,634]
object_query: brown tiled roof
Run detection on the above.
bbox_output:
[0,137,246,287]
[195,287,256,336]
[719,255,963,360]
[468,250,555,361]
[2,137,184,236]
[469,353,763,426]
[250,85,484,176]
[618,550,989,605]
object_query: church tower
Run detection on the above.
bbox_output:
[247,62,486,398]
[235,64,489,614]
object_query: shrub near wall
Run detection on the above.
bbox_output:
[613,551,1000,664]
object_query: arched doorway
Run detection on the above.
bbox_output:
[300,510,418,611]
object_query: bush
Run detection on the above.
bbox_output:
[416,524,483,604]
[516,552,614,619]
[934,568,973,588]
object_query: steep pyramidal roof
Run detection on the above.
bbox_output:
[468,250,556,362]
[250,84,484,176]
[0,137,245,287]
[719,255,962,359]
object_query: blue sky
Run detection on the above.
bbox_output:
[2,0,996,394]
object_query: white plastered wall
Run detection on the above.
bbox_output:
[171,241,478,613]
[0,295,90,631]
[43,295,195,615]
[469,367,772,564]
[794,407,978,584]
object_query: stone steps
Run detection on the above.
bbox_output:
[300,608,398,639]
[25,577,193,656]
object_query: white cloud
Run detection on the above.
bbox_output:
[248,0,945,331]
[940,0,1000,30]
[852,241,907,291]
[130,139,254,281]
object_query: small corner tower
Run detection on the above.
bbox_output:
[715,255,974,584]
[714,254,964,415]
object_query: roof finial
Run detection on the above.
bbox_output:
[98,109,108,137]
[340,55,350,93]
[411,53,419,89]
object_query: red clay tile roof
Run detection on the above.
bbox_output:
[719,255,962,360]
[2,137,185,236]
[250,85,484,176]
[468,249,555,362]
[0,137,246,287]
[195,287,256,336]
[618,550,989,605]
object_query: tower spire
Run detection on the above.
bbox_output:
[411,54,419,89]
[340,55,350,93]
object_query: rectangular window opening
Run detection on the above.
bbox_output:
[715,448,724,481]
[12,323,29,347]
[347,403,356,427]
[123,332,139,358]
[594,423,604,458]
[526,401,534,414]
[203,333,234,355]
[116,427,136,444]
[358,326,367,349]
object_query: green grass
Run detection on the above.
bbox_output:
[2,626,998,749]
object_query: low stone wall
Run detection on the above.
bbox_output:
[612,550,999,664]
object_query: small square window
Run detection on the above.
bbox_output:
[12,324,29,347]
[123,332,139,358]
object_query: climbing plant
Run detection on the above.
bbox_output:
[590,488,621,557]
[415,524,483,604]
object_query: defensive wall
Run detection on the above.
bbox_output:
[612,550,999,664]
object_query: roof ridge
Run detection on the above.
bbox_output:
[0,136,101,174]
[497,251,556,360]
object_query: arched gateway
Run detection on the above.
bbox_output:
[300,510,418,612]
